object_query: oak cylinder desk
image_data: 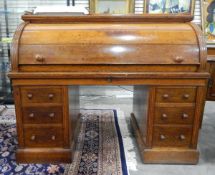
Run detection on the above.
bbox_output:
[8,14,210,164]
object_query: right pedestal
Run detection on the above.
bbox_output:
[132,85,206,164]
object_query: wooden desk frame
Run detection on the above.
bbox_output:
[8,15,209,164]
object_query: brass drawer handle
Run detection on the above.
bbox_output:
[162,94,169,99]
[27,93,33,99]
[160,135,166,140]
[48,94,54,99]
[183,94,190,99]
[179,134,186,140]
[49,113,55,118]
[182,113,189,119]
[174,56,184,63]
[51,135,56,140]
[35,54,45,62]
[161,113,168,119]
[30,135,36,141]
[29,113,34,118]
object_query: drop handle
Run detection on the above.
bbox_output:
[48,94,54,99]
[49,113,55,118]
[27,93,33,99]
[160,135,166,140]
[30,135,36,141]
[35,54,45,62]
[29,113,34,118]
[174,56,184,63]
[163,94,169,99]
[179,134,186,140]
[51,135,56,141]
[182,113,189,119]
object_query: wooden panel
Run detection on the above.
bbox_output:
[143,148,199,164]
[22,106,63,124]
[156,87,197,103]
[11,78,207,87]
[21,23,197,45]
[24,126,63,147]
[19,65,199,72]
[68,86,80,142]
[153,126,192,148]
[21,14,194,23]
[154,107,195,125]
[19,44,199,65]
[207,62,215,100]
[16,148,72,163]
[133,86,149,145]
[13,87,25,148]
[21,86,62,105]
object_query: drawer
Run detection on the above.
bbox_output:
[156,87,196,103]
[154,107,195,125]
[24,127,63,147]
[153,126,192,148]
[22,106,63,124]
[21,87,62,104]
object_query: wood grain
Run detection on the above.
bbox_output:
[21,14,194,23]
[153,125,192,147]
[20,86,63,105]
[19,44,199,65]
[22,106,63,124]
[23,126,63,147]
[21,24,197,45]
[154,106,195,125]
[9,14,209,164]
[155,87,197,103]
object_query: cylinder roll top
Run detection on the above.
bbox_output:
[17,23,200,65]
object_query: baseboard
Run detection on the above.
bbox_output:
[16,148,73,163]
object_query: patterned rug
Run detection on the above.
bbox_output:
[0,106,128,175]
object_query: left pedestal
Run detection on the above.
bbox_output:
[13,86,80,163]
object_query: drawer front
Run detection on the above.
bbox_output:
[24,127,63,147]
[22,106,63,124]
[156,87,196,103]
[21,87,62,104]
[154,107,195,125]
[153,126,192,147]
